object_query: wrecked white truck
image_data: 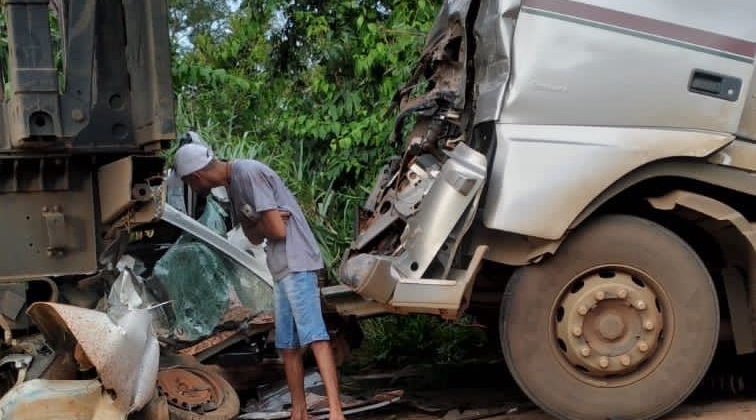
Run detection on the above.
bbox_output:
[332,1,756,419]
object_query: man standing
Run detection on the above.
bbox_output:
[173,143,345,420]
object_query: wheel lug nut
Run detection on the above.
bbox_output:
[581,347,591,357]
[635,300,647,310]
[599,357,609,369]
[620,355,631,366]
[644,321,655,331]
[572,327,582,337]
[618,289,628,299]
[595,291,605,301]
[638,341,649,352]
[577,305,588,315]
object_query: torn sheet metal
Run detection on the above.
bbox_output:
[162,203,273,288]
[107,267,150,321]
[0,379,124,420]
[105,265,172,337]
[177,313,274,362]
[26,302,159,414]
[240,371,403,420]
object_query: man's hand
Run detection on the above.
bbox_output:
[279,210,291,225]
[240,218,264,245]
[241,209,290,244]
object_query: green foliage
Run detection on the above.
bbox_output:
[169,0,234,51]
[171,0,442,279]
[0,0,477,366]
[171,0,488,369]
[356,314,489,368]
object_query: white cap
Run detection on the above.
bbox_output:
[174,143,214,177]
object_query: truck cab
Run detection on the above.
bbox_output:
[330,1,756,419]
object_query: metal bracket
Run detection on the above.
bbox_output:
[42,205,66,257]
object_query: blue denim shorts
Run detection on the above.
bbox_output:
[274,271,330,349]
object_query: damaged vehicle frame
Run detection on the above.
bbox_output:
[333,1,756,419]
[0,0,185,418]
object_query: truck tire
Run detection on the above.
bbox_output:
[157,365,240,420]
[500,215,719,420]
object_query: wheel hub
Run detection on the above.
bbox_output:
[555,270,663,378]
[597,313,624,340]
[157,367,223,413]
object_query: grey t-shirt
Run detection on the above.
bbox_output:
[227,160,323,280]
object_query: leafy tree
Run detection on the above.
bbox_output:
[169,0,235,51]
[172,0,442,277]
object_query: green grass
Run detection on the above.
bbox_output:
[346,314,491,371]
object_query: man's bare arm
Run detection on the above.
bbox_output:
[258,209,289,241]
[241,209,290,244]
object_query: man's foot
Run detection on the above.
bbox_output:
[289,407,309,420]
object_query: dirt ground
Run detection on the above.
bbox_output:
[350,398,756,420]
[487,400,756,420]
[328,359,756,420]
[240,353,756,420]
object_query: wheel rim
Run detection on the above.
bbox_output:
[552,266,670,387]
[157,367,224,413]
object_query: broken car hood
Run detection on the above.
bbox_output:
[27,302,159,414]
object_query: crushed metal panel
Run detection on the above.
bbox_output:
[337,0,484,317]
[339,144,486,298]
[396,143,486,279]
[177,314,273,362]
[393,0,472,120]
[473,0,519,124]
[0,379,125,420]
[27,302,159,414]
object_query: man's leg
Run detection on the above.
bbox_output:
[311,341,345,420]
[281,348,308,420]
[274,276,308,420]
[282,271,345,419]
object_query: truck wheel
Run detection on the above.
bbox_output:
[500,215,718,420]
[157,365,240,420]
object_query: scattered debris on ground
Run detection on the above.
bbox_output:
[239,371,404,419]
